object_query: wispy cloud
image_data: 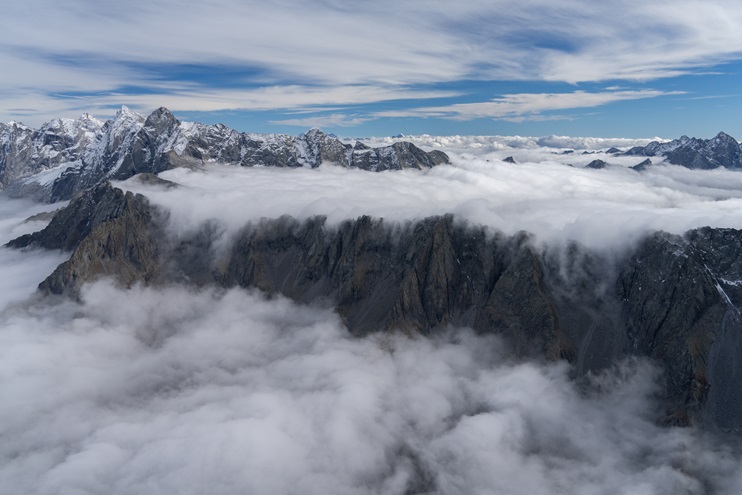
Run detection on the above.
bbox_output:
[376,90,684,121]
[1,0,741,129]
[270,114,374,128]
[0,86,458,125]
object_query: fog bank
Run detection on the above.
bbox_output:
[121,151,742,252]
[1,281,740,495]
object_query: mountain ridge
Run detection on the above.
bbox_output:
[0,106,449,202]
[9,179,742,430]
[623,131,742,170]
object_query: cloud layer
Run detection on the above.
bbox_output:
[121,143,742,252]
[1,279,740,495]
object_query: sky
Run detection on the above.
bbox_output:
[2,0,742,138]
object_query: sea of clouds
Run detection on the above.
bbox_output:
[2,137,742,494]
[122,139,742,253]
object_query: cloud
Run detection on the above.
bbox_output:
[270,113,374,128]
[117,142,742,252]
[376,90,685,121]
[0,85,458,127]
[0,196,68,312]
[2,1,742,125]
[361,134,665,151]
[0,278,740,494]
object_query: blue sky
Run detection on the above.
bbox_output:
[2,0,742,138]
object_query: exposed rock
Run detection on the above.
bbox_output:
[586,159,607,169]
[23,208,62,223]
[623,132,742,170]
[503,156,517,164]
[618,232,727,425]
[631,158,652,171]
[7,182,134,251]
[126,172,179,189]
[39,190,163,295]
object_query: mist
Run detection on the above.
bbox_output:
[0,195,67,312]
[1,279,741,495]
[120,144,742,252]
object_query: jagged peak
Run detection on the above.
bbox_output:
[302,128,328,140]
[115,105,145,122]
[711,131,738,143]
[4,120,29,130]
[144,106,180,128]
[148,106,175,119]
[78,112,102,123]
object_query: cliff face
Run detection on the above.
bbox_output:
[9,181,742,429]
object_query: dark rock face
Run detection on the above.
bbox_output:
[10,183,742,429]
[618,232,727,425]
[624,132,742,170]
[1,108,450,202]
[221,215,571,357]
[631,158,652,171]
[586,159,607,169]
[39,191,162,295]
[6,181,165,294]
[7,182,134,251]
[503,156,517,164]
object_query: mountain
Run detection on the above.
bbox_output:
[0,114,103,192]
[623,131,742,169]
[9,179,742,430]
[0,107,449,202]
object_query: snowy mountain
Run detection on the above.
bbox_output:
[623,131,742,169]
[0,106,449,202]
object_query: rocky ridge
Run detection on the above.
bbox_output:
[0,107,449,202]
[623,131,742,170]
[9,180,742,430]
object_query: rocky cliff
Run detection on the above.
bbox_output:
[0,107,449,202]
[9,180,742,430]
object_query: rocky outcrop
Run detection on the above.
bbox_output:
[7,181,165,294]
[1,107,450,202]
[619,232,729,425]
[9,182,742,429]
[220,216,572,356]
[631,158,652,171]
[623,132,742,170]
[585,159,607,169]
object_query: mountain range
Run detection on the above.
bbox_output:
[621,131,742,169]
[0,106,449,202]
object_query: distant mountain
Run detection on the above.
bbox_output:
[0,106,449,202]
[623,131,742,170]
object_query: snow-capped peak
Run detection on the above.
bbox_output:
[116,105,145,123]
